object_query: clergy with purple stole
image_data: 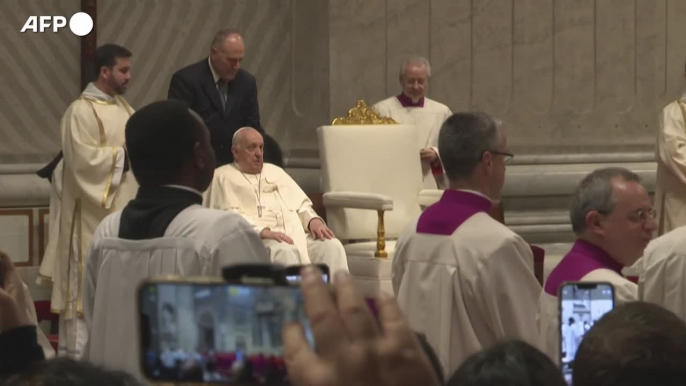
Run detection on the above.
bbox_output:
[373,57,452,190]
[392,113,541,376]
[538,167,656,363]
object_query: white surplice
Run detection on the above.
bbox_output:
[80,204,269,379]
[392,209,541,376]
[641,226,686,322]
[204,163,349,275]
[39,83,138,358]
[373,96,452,189]
[655,92,686,235]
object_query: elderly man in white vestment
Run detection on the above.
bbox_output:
[538,168,656,362]
[204,127,349,275]
[36,44,139,358]
[373,57,452,189]
[79,100,269,378]
[655,63,686,236]
[392,112,541,376]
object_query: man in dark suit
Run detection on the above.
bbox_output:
[168,29,263,166]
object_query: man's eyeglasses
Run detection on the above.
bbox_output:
[627,208,657,223]
[598,208,657,223]
[489,150,514,164]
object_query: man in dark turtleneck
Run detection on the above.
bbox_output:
[78,100,269,379]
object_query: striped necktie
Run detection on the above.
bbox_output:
[217,79,228,110]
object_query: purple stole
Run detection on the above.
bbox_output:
[544,239,624,296]
[396,93,425,108]
[417,190,492,235]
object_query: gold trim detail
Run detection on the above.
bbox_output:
[101,147,119,208]
[332,100,398,125]
[375,210,388,258]
[116,95,134,116]
[82,98,107,147]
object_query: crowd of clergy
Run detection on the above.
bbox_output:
[2,29,686,385]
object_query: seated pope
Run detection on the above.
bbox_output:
[204,127,349,275]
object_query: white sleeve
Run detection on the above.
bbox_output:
[473,236,542,347]
[208,220,270,273]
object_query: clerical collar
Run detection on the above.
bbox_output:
[162,184,203,197]
[397,93,425,108]
[82,82,115,103]
[118,186,203,240]
[456,189,492,203]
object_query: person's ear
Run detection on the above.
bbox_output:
[193,142,205,168]
[585,211,605,236]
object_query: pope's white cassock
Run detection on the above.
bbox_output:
[373,95,452,189]
[392,190,541,376]
[204,163,349,274]
[79,185,269,379]
[537,239,637,363]
[655,92,686,235]
[640,226,686,322]
[38,83,139,358]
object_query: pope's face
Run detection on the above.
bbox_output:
[233,129,264,174]
[400,64,429,103]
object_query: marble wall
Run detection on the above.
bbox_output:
[329,0,686,157]
[2,0,686,163]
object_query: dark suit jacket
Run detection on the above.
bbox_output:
[168,59,263,166]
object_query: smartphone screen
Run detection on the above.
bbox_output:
[284,264,330,284]
[139,282,313,384]
[559,282,615,385]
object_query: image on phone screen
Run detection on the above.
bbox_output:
[139,282,313,384]
[559,282,614,385]
[284,264,329,284]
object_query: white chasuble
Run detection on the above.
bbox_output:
[44,84,138,356]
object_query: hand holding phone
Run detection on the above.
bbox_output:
[283,268,442,386]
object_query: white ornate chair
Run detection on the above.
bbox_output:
[317,101,442,297]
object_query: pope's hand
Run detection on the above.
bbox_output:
[260,229,294,244]
[309,218,335,241]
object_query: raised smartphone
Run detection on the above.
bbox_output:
[283,264,330,284]
[138,279,313,384]
[558,281,615,385]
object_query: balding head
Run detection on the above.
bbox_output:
[231,127,264,174]
[209,28,245,82]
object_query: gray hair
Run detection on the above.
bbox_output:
[399,56,432,78]
[211,28,242,48]
[438,112,500,181]
[231,126,257,147]
[569,167,641,235]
